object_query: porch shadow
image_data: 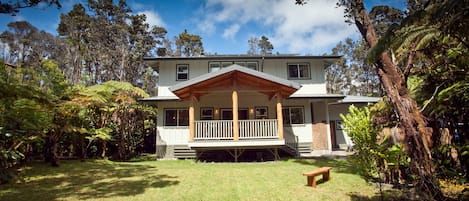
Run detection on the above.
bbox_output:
[291,158,359,174]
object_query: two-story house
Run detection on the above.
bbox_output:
[142,55,379,161]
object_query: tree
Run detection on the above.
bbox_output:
[57,3,91,84]
[247,36,259,55]
[247,35,274,55]
[327,38,381,96]
[297,0,444,198]
[0,0,61,14]
[258,35,274,55]
[175,29,204,57]
[58,0,161,87]
[1,21,39,65]
[71,81,149,160]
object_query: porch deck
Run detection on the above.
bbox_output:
[190,119,284,148]
[188,139,285,149]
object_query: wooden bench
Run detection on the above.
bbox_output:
[303,167,332,188]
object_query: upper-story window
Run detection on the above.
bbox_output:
[209,61,258,72]
[287,63,310,80]
[209,62,221,73]
[176,64,189,81]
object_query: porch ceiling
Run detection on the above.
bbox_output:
[170,64,301,100]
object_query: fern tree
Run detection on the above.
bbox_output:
[70,81,149,161]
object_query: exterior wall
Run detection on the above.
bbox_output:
[328,103,368,149]
[155,93,316,154]
[157,58,328,96]
[150,56,339,158]
[156,101,190,147]
[283,98,313,144]
[311,101,330,150]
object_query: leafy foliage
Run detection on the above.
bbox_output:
[0,0,61,14]
[174,29,204,57]
[326,38,381,96]
[341,105,408,184]
[247,35,274,55]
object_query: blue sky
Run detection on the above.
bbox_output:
[0,0,406,55]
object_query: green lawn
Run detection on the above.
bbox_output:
[0,158,386,201]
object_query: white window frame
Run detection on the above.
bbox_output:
[200,107,214,120]
[255,106,268,119]
[282,106,304,125]
[176,64,189,81]
[287,63,310,80]
[164,108,189,127]
[209,61,259,72]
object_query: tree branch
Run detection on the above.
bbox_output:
[420,82,445,113]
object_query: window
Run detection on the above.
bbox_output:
[200,108,214,120]
[287,63,310,79]
[246,62,258,70]
[176,64,189,80]
[209,61,258,72]
[209,62,221,73]
[221,62,232,68]
[282,107,304,125]
[164,109,189,126]
[255,107,268,119]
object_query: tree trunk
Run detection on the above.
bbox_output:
[100,140,107,159]
[350,0,442,198]
[48,133,60,167]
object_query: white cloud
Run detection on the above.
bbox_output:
[12,15,25,22]
[138,10,166,27]
[197,0,358,54]
[222,24,240,40]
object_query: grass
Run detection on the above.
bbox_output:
[0,158,395,201]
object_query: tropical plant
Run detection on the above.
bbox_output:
[341,105,408,186]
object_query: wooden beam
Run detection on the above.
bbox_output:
[276,93,284,140]
[189,95,196,142]
[232,89,239,141]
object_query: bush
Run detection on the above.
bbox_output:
[341,105,408,184]
[0,150,24,184]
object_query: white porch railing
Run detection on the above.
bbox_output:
[239,119,278,139]
[195,120,233,140]
[194,119,279,140]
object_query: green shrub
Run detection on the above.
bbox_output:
[341,105,408,184]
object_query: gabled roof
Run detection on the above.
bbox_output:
[289,93,346,99]
[144,54,341,61]
[337,95,381,103]
[170,64,301,100]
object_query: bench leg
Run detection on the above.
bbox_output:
[323,171,330,181]
[307,176,317,188]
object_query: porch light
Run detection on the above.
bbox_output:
[214,108,219,114]
[249,108,254,114]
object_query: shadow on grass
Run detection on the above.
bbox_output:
[290,157,359,174]
[348,190,411,201]
[0,160,179,201]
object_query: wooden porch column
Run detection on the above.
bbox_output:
[232,89,239,141]
[189,95,196,142]
[276,93,284,140]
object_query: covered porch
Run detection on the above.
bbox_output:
[169,65,301,150]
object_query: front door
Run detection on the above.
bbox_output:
[221,109,249,120]
[330,120,338,149]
